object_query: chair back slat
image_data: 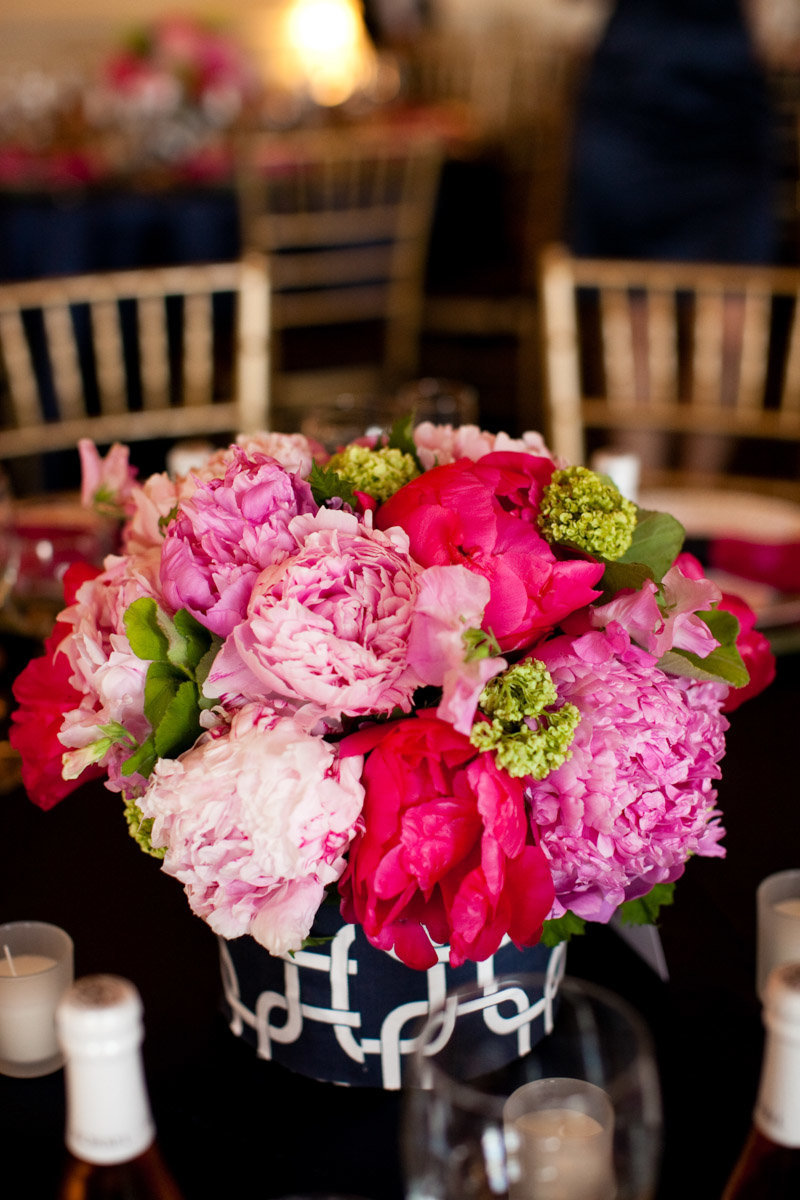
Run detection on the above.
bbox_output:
[540,243,800,502]
[89,296,128,415]
[42,301,85,422]
[235,128,443,420]
[0,255,270,464]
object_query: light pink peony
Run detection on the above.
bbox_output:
[138,704,365,953]
[159,447,317,637]
[413,423,553,471]
[198,432,326,479]
[528,625,728,922]
[206,509,426,725]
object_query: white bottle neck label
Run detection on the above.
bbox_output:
[754,1029,800,1147]
[64,1048,155,1165]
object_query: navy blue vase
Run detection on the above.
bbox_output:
[219,904,566,1088]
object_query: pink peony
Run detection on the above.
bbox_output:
[206,509,426,725]
[199,432,326,479]
[159,447,317,637]
[138,704,365,953]
[376,453,604,652]
[528,626,728,922]
[338,713,554,969]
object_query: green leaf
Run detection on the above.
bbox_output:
[617,883,675,927]
[162,607,213,672]
[540,911,586,947]
[619,508,685,582]
[599,558,655,598]
[142,661,183,729]
[125,596,169,662]
[153,679,202,760]
[308,461,358,508]
[658,608,748,688]
[121,734,157,779]
[387,412,423,470]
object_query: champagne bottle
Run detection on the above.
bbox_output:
[56,974,185,1200]
[721,961,800,1198]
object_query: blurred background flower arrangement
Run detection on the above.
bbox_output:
[9,422,777,971]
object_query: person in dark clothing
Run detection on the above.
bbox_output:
[566,0,779,264]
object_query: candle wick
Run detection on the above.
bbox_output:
[3,944,16,977]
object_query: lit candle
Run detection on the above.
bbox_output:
[757,870,800,997]
[0,922,73,1078]
[505,1078,615,1200]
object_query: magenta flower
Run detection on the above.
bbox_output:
[205,509,426,725]
[338,713,554,969]
[588,563,721,658]
[159,447,317,637]
[138,704,365,954]
[528,625,728,922]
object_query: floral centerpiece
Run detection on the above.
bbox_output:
[11,421,775,973]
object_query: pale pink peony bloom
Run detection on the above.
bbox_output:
[122,472,188,555]
[413,423,553,470]
[206,508,425,725]
[138,704,365,953]
[196,432,326,479]
[79,439,138,515]
[57,547,164,790]
[159,447,317,637]
[589,564,721,658]
[528,625,728,923]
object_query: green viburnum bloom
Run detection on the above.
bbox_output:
[326,444,420,503]
[538,465,637,560]
[470,659,579,780]
[123,796,165,859]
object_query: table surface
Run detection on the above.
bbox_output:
[0,629,796,1200]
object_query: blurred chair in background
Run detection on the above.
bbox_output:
[540,243,800,517]
[235,127,443,434]
[0,255,270,478]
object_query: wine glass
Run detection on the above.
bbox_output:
[401,972,662,1200]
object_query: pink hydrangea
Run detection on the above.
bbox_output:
[159,447,317,636]
[205,509,426,725]
[528,625,728,922]
[138,704,365,954]
[413,423,553,471]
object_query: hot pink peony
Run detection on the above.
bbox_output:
[138,704,365,954]
[338,713,554,969]
[528,625,728,922]
[206,509,427,725]
[159,447,317,637]
[376,453,604,652]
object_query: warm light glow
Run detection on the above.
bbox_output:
[280,0,376,106]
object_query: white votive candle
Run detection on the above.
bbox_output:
[0,922,74,1078]
[757,871,800,998]
[505,1078,615,1200]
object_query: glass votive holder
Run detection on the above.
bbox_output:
[503,1078,615,1200]
[757,870,800,999]
[0,921,74,1077]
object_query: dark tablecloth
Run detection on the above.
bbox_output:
[1,630,796,1199]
